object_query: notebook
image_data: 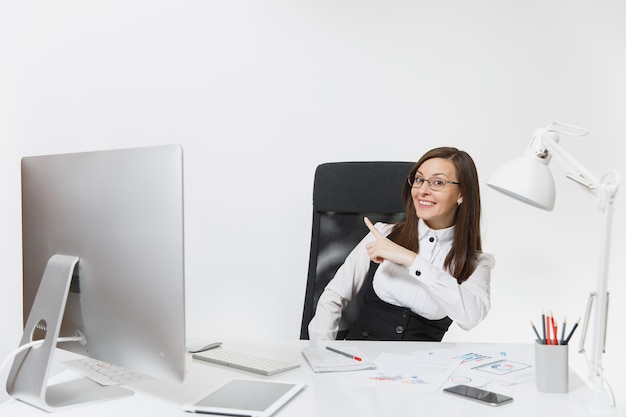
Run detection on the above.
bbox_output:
[301,346,376,373]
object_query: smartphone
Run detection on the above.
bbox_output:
[443,384,513,407]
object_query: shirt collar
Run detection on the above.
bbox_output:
[418,218,455,244]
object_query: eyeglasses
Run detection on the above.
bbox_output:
[407,175,460,191]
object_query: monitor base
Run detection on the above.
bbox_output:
[6,254,134,412]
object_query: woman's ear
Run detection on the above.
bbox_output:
[457,196,463,206]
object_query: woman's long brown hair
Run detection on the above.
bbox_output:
[388,147,482,283]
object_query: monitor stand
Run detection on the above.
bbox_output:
[6,254,133,412]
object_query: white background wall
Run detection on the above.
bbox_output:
[1,0,624,413]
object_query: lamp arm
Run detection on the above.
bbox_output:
[540,132,620,210]
[541,132,601,186]
[579,186,616,405]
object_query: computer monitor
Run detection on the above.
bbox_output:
[7,145,186,412]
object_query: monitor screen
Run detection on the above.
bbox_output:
[9,145,186,410]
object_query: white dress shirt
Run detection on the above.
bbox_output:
[308,218,495,341]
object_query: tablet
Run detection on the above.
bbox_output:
[183,379,305,417]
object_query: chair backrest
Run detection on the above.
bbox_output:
[300,161,414,339]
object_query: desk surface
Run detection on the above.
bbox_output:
[2,339,618,417]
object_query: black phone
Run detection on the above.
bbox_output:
[443,384,513,407]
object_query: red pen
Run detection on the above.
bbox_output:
[326,346,362,361]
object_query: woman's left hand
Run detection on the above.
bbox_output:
[364,217,417,267]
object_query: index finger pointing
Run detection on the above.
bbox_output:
[364,216,385,239]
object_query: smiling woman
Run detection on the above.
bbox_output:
[308,147,494,342]
[409,157,463,230]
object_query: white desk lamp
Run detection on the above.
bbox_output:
[487,122,620,409]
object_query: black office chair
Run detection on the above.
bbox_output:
[299,161,414,340]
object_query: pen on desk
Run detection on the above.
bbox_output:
[541,310,546,344]
[560,317,567,345]
[326,346,362,361]
[562,318,580,345]
[530,320,542,343]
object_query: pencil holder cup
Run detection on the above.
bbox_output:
[534,342,569,393]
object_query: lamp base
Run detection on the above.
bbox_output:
[583,381,617,416]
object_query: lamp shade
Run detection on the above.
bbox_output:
[486,154,556,211]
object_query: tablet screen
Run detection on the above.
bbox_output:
[183,379,305,417]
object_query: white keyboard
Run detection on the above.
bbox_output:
[192,348,300,376]
[64,358,152,386]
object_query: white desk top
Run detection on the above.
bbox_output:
[2,339,618,417]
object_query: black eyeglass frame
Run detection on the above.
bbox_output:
[407,175,460,191]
